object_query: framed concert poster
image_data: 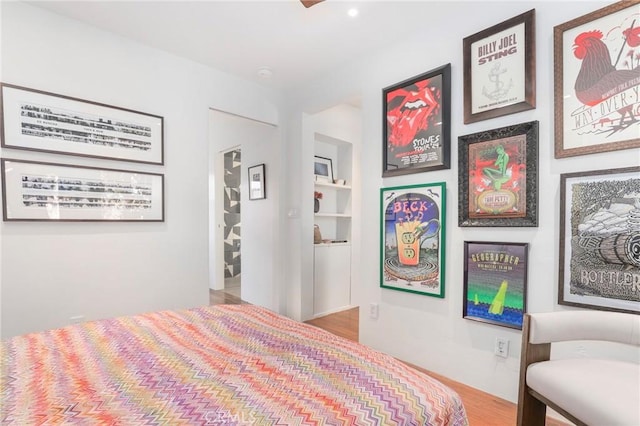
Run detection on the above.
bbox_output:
[382,64,451,177]
[554,1,640,158]
[380,182,446,298]
[458,121,538,227]
[463,9,536,124]
[463,241,528,330]
[559,166,640,314]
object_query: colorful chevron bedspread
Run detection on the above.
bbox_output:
[2,305,468,425]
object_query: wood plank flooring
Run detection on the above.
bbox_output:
[209,290,569,426]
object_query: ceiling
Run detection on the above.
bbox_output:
[28,0,456,91]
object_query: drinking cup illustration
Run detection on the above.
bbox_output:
[395,213,440,266]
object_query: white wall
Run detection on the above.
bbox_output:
[286,0,639,403]
[0,2,282,338]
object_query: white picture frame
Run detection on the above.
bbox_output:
[314,155,333,183]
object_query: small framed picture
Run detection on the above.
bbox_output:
[554,2,640,158]
[463,9,536,124]
[463,241,528,330]
[314,156,333,183]
[559,166,639,314]
[380,182,446,298]
[248,163,266,200]
[458,121,538,227]
[382,63,451,177]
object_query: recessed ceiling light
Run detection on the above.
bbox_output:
[347,8,358,17]
[257,66,273,79]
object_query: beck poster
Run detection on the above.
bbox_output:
[380,182,445,297]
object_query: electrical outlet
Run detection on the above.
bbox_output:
[369,303,379,320]
[495,337,509,358]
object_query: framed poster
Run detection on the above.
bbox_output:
[380,182,446,297]
[463,241,528,330]
[559,166,640,314]
[0,83,164,164]
[554,1,640,158]
[458,120,538,227]
[463,9,536,124]
[1,158,164,221]
[382,64,451,177]
[248,163,266,200]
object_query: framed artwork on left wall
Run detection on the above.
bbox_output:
[0,83,164,165]
[1,158,164,221]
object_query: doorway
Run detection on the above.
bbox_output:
[222,148,242,298]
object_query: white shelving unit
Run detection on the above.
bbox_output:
[313,132,353,318]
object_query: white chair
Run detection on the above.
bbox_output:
[517,311,640,426]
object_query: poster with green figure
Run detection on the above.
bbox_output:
[469,135,526,218]
[458,120,538,227]
[463,241,528,329]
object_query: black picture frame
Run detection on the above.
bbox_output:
[382,63,451,177]
[248,163,266,200]
[463,9,536,124]
[1,158,164,221]
[1,83,164,165]
[558,166,639,314]
[463,241,529,330]
[458,120,538,227]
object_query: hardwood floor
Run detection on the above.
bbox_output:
[209,291,569,425]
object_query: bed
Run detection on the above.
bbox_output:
[2,304,468,425]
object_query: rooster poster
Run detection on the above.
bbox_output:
[382,64,450,177]
[555,1,640,157]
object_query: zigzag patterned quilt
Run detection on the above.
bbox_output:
[2,305,468,425]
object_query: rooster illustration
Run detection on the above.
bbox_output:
[573,30,640,107]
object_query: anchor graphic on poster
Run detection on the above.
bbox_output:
[482,62,513,101]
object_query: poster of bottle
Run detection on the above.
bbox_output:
[380,182,445,297]
[463,241,528,329]
[382,64,450,177]
[559,166,640,314]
